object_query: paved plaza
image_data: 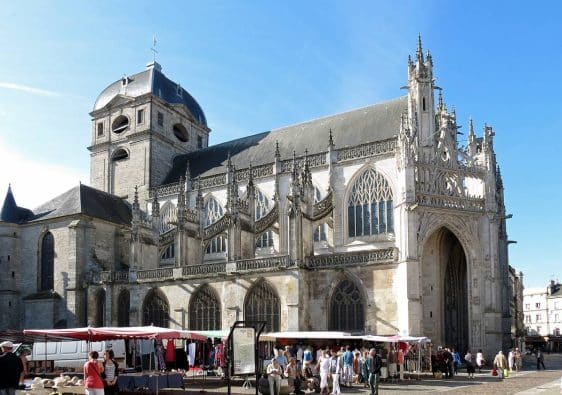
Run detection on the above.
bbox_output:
[179,354,562,395]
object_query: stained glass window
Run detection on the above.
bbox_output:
[329,279,364,332]
[348,169,393,237]
[244,280,280,332]
[117,289,130,327]
[143,289,170,327]
[40,232,54,291]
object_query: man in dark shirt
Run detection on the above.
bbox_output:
[0,341,24,395]
[367,348,382,395]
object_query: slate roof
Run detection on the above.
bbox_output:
[163,96,407,184]
[30,184,131,225]
[93,62,207,127]
[0,185,34,224]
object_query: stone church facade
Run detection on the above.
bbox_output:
[0,39,513,356]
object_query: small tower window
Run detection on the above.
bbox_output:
[197,136,203,149]
[422,97,426,112]
[112,148,129,161]
[173,123,189,142]
[157,112,164,127]
[112,115,129,134]
[97,122,104,137]
[137,109,144,124]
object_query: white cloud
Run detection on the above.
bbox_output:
[0,82,62,97]
[0,141,89,210]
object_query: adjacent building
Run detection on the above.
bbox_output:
[0,38,514,357]
[523,281,562,351]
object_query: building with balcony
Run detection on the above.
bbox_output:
[523,281,562,352]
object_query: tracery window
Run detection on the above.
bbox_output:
[329,279,364,332]
[347,169,393,238]
[94,289,106,327]
[160,244,175,263]
[189,285,221,330]
[314,187,328,242]
[204,197,224,226]
[117,289,130,327]
[244,280,280,332]
[40,232,54,291]
[143,289,170,327]
[159,201,177,234]
[256,231,274,248]
[206,235,227,254]
[255,189,275,249]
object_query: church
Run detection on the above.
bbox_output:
[0,38,514,356]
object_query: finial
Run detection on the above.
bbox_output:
[292,150,297,174]
[151,35,158,63]
[469,117,475,138]
[247,161,254,186]
[437,90,443,111]
[133,185,140,212]
[185,160,191,181]
[328,128,334,147]
[416,33,424,62]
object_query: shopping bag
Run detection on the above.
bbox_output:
[503,369,509,378]
[492,367,498,376]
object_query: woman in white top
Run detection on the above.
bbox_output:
[267,358,282,395]
[476,349,485,373]
[318,350,331,395]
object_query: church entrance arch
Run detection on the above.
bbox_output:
[421,227,469,353]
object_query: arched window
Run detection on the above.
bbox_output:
[204,197,227,256]
[40,232,54,291]
[244,280,280,332]
[329,279,364,332]
[112,115,129,134]
[204,197,224,226]
[143,289,170,327]
[112,148,129,161]
[314,187,328,242]
[255,189,275,249]
[159,201,177,234]
[347,169,393,238]
[189,285,221,330]
[117,289,130,327]
[94,289,106,327]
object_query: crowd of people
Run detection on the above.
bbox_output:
[262,343,424,395]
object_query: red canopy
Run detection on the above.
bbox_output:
[23,326,206,342]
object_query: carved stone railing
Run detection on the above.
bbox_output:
[280,152,327,173]
[149,182,181,198]
[311,189,333,220]
[136,267,174,281]
[203,215,231,240]
[415,193,485,212]
[194,174,226,189]
[336,139,396,162]
[182,262,227,277]
[304,248,396,270]
[238,199,249,215]
[416,158,487,176]
[235,255,291,272]
[255,204,279,234]
[92,271,130,283]
[235,164,273,182]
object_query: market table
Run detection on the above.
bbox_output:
[117,372,184,392]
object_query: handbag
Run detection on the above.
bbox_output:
[492,367,498,376]
[503,369,509,378]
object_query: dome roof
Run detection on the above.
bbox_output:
[92,62,207,127]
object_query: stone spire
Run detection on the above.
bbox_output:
[416,33,424,64]
[151,188,160,218]
[184,160,192,192]
[328,128,334,148]
[132,185,140,213]
[302,149,312,187]
[275,140,280,160]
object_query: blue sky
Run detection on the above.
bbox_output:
[0,1,560,288]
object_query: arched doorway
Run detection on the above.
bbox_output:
[421,227,469,353]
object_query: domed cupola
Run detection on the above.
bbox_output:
[92,61,207,127]
[89,62,210,206]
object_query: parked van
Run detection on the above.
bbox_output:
[26,340,126,372]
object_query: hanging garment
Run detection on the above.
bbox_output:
[165,340,176,363]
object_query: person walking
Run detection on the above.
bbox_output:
[536,349,546,370]
[508,348,514,372]
[0,341,24,395]
[266,357,282,395]
[464,350,475,380]
[514,348,522,372]
[493,350,507,380]
[476,349,485,373]
[84,351,105,395]
[102,349,119,395]
[318,350,331,395]
[452,349,461,375]
[367,348,382,395]
[329,351,342,395]
[342,346,353,387]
